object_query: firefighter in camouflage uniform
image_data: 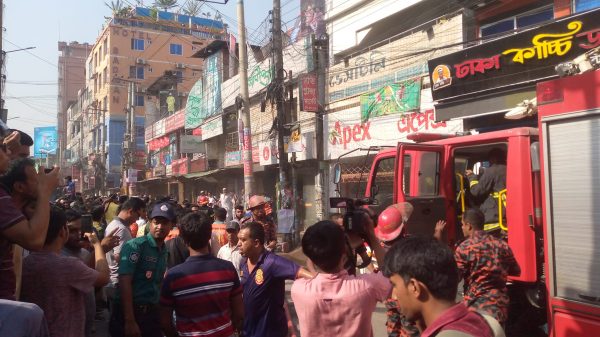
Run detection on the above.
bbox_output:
[454,208,520,325]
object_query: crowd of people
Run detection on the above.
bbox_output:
[0,128,521,337]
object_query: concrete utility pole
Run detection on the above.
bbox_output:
[237,0,255,204]
[123,81,134,195]
[272,0,288,207]
[314,34,329,221]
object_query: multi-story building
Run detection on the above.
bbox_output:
[57,41,91,165]
[84,6,224,192]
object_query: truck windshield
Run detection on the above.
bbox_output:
[371,156,396,209]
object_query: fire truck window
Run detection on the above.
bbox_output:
[417,151,440,197]
[372,157,396,209]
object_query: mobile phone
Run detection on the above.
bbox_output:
[81,214,94,234]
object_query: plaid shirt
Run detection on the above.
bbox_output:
[454,230,520,324]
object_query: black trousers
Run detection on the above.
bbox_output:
[109,302,163,337]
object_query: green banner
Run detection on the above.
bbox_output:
[360,78,421,123]
[185,78,203,129]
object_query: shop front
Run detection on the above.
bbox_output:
[429,7,600,128]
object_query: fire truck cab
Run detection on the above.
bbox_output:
[361,69,600,336]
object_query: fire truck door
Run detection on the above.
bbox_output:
[396,143,447,238]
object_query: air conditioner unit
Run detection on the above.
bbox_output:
[136,58,147,65]
[175,63,186,69]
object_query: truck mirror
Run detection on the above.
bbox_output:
[530,142,540,172]
[370,184,379,198]
[333,163,341,185]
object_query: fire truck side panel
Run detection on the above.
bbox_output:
[537,69,600,337]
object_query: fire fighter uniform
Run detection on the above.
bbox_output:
[467,163,507,232]
[454,230,520,325]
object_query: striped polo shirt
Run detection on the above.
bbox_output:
[160,254,242,337]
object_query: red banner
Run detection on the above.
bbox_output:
[300,73,318,112]
[165,110,186,134]
[148,135,170,151]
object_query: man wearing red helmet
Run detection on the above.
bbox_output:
[240,195,277,251]
[376,204,449,337]
[196,195,214,219]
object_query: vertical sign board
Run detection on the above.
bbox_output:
[34,126,58,158]
[300,73,319,112]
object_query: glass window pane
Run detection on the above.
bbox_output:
[417,152,440,197]
[481,19,514,38]
[371,157,395,209]
[517,8,554,29]
[575,0,600,12]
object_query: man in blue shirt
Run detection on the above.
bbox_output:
[238,221,313,337]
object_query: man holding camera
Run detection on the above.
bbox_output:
[291,209,391,337]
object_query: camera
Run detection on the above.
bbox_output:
[330,197,377,237]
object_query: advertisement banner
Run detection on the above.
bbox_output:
[300,0,325,39]
[185,78,203,129]
[165,109,186,134]
[180,135,203,153]
[327,109,463,159]
[199,116,223,140]
[148,135,171,151]
[359,78,421,123]
[33,126,58,158]
[259,131,316,166]
[225,147,260,166]
[203,53,222,120]
[300,73,318,112]
[153,119,166,138]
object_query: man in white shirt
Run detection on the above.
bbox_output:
[104,197,146,307]
[216,221,243,278]
[220,188,234,222]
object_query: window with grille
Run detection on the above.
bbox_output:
[225,132,239,151]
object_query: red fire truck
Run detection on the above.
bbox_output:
[336,68,600,335]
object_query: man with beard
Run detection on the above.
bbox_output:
[241,195,277,250]
[109,202,175,337]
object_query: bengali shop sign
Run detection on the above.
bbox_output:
[428,8,600,102]
[300,73,318,112]
[199,116,223,140]
[326,109,463,159]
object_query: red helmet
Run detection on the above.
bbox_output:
[247,195,266,210]
[375,203,413,242]
[197,195,209,205]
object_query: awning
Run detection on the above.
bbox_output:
[137,176,167,184]
[183,168,225,179]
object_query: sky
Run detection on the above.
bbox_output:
[3,0,301,138]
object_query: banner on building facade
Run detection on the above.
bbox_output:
[259,131,316,166]
[148,135,171,151]
[327,109,462,159]
[359,78,422,123]
[300,73,318,112]
[203,52,222,120]
[165,109,186,134]
[287,127,303,153]
[33,126,57,158]
[180,135,203,153]
[428,8,600,102]
[185,78,204,129]
[300,0,325,39]
[199,115,223,141]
